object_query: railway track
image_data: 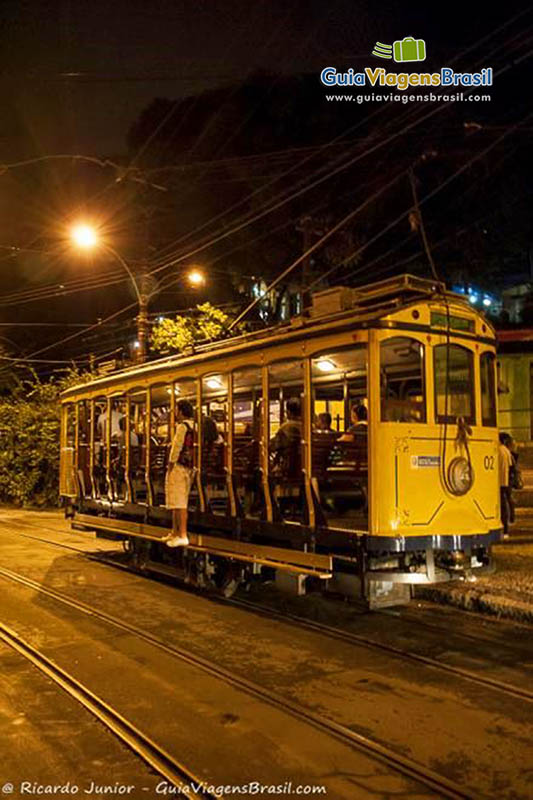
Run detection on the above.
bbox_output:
[3,518,533,706]
[0,620,214,798]
[0,561,472,800]
[226,596,533,704]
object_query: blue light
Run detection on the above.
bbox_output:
[483,297,491,307]
[469,293,478,304]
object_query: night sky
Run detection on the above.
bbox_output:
[1,0,526,156]
[0,1,531,367]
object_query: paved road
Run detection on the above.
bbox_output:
[1,508,533,799]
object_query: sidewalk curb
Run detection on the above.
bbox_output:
[417,585,533,624]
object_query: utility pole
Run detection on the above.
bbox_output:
[135,263,156,365]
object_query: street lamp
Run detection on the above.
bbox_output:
[69,223,206,364]
[187,268,205,287]
[71,224,98,249]
[69,223,148,362]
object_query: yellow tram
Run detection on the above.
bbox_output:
[60,275,501,606]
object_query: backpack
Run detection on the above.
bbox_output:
[177,422,194,469]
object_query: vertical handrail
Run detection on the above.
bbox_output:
[226,372,237,518]
[59,404,67,496]
[196,378,206,512]
[105,397,112,500]
[145,387,154,506]
[302,357,315,531]
[125,396,133,503]
[74,401,81,496]
[368,331,380,536]
[261,365,273,523]
[89,400,96,499]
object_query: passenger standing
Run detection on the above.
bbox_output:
[164,400,195,547]
[499,432,514,540]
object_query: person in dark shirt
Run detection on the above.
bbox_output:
[339,403,368,442]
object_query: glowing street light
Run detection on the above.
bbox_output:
[71,223,98,249]
[187,268,205,287]
[69,224,207,364]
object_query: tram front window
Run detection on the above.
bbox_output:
[481,352,497,427]
[380,337,426,423]
[311,347,368,530]
[434,344,475,424]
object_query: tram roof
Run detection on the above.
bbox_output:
[62,274,494,399]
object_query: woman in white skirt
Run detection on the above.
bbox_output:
[164,399,195,547]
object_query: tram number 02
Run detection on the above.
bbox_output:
[484,455,495,471]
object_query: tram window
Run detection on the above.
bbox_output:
[148,385,170,506]
[77,400,91,498]
[480,352,497,427]
[201,374,228,513]
[128,388,148,502]
[108,396,127,501]
[381,337,426,423]
[434,344,475,424]
[66,403,76,448]
[268,360,304,520]
[312,348,367,433]
[311,347,368,530]
[171,378,196,435]
[232,367,262,516]
[61,404,77,496]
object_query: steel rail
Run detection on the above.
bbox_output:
[3,520,533,702]
[226,596,533,704]
[0,563,471,800]
[0,620,214,799]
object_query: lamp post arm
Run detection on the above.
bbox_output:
[102,243,143,305]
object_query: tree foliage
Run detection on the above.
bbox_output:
[0,369,91,507]
[151,302,234,354]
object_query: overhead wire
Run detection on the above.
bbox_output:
[145,13,533,269]
[3,10,531,368]
[307,111,533,293]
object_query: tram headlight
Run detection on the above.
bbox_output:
[447,457,474,496]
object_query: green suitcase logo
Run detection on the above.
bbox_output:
[393,37,426,62]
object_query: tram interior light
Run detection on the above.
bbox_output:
[206,377,222,390]
[316,359,336,373]
[133,340,140,349]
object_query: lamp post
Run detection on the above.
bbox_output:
[69,224,206,364]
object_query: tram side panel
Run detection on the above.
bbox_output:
[372,422,500,567]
